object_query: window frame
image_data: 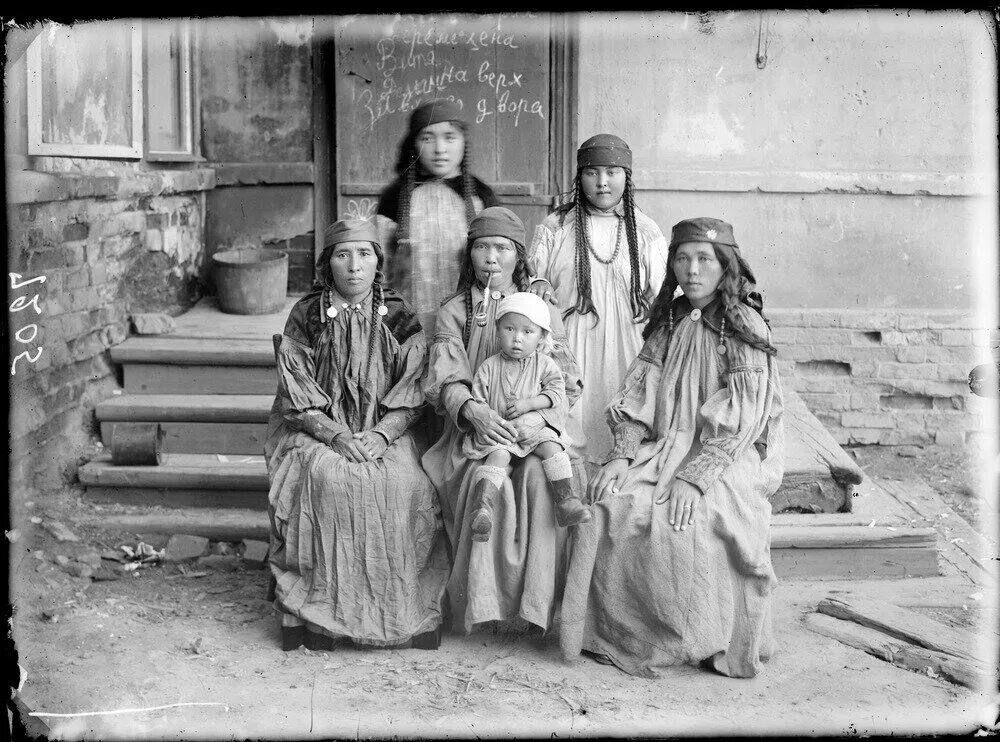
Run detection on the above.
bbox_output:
[26,23,144,159]
[143,21,202,162]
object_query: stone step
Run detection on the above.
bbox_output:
[100,421,267,455]
[122,363,277,395]
[96,394,273,423]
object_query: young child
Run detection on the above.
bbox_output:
[529,134,669,466]
[462,292,591,541]
[377,98,498,333]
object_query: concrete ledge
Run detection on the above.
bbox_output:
[8,167,216,205]
[212,162,314,187]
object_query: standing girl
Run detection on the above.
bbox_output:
[560,217,785,679]
[529,134,669,464]
[377,98,498,332]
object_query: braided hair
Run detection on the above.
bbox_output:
[553,170,648,324]
[314,241,388,429]
[393,120,478,247]
[644,241,777,356]
[449,237,533,347]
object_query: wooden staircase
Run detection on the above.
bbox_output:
[78,296,948,581]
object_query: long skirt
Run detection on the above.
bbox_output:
[267,429,450,646]
[559,445,777,678]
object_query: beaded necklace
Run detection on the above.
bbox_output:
[583,212,624,265]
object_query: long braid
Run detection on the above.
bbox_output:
[360,275,385,429]
[460,142,477,226]
[566,173,598,322]
[396,152,417,246]
[622,173,650,322]
[463,285,474,347]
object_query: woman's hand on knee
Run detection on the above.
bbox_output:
[589,458,628,503]
[658,479,701,532]
[330,432,372,463]
[464,402,518,446]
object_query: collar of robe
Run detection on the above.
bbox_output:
[671,294,726,334]
[581,200,626,218]
[320,287,380,323]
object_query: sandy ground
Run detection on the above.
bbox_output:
[8,443,1000,739]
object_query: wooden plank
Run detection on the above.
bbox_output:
[772,546,940,581]
[816,595,982,663]
[78,509,269,542]
[84,486,266,511]
[101,422,267,455]
[168,295,296,339]
[804,612,988,689]
[96,395,273,423]
[124,364,277,395]
[111,337,276,365]
[785,389,865,485]
[771,525,937,549]
[879,479,998,588]
[78,458,269,491]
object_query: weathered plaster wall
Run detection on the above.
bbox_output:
[575,10,998,441]
[575,9,997,310]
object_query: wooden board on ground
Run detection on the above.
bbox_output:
[772,526,936,549]
[816,595,983,663]
[772,546,939,581]
[79,508,270,542]
[111,337,275,366]
[878,479,998,588]
[124,364,278,395]
[804,612,988,689]
[100,422,268,455]
[85,486,267,511]
[97,395,273,423]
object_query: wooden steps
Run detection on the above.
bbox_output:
[98,394,273,423]
[123,364,277,395]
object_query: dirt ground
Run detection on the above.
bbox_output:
[7,444,1000,739]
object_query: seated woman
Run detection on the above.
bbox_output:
[265,218,450,652]
[559,217,785,679]
[422,207,584,635]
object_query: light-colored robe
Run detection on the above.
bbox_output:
[559,298,785,678]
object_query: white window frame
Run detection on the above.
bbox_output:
[26,23,144,159]
[143,21,201,162]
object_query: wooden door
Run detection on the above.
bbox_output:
[331,12,574,248]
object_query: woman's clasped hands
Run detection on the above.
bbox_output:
[331,430,389,463]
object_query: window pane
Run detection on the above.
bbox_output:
[39,22,134,147]
[146,22,187,153]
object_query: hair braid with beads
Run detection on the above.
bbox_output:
[555,170,648,324]
[644,241,777,356]
[358,273,385,429]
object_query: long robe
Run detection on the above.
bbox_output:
[377,174,496,334]
[265,288,450,646]
[559,298,785,678]
[529,203,669,464]
[422,283,584,633]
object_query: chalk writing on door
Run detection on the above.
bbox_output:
[350,14,547,132]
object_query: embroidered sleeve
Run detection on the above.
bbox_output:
[423,302,476,426]
[604,328,669,462]
[674,331,774,495]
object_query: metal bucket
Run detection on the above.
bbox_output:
[213,249,288,315]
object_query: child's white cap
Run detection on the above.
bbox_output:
[496,292,552,333]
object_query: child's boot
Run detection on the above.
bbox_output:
[469,465,506,542]
[542,453,592,528]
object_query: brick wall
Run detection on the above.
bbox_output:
[7,167,214,493]
[263,232,315,294]
[770,308,998,446]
